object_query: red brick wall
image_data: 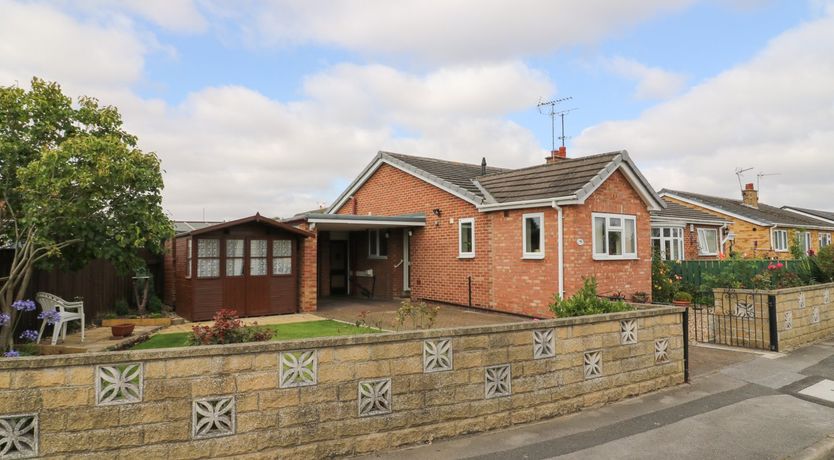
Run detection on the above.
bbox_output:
[298,233,318,312]
[685,224,723,260]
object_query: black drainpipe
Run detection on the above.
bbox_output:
[468,276,473,307]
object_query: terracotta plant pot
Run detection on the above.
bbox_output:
[111,323,135,338]
[672,300,692,307]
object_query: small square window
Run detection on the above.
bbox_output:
[459,218,475,258]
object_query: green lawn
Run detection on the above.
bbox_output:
[132,319,381,350]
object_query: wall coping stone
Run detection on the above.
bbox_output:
[713,281,834,296]
[0,305,681,370]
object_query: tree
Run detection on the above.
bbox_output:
[0,78,173,351]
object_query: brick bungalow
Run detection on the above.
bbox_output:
[661,185,834,259]
[650,198,731,261]
[286,148,665,317]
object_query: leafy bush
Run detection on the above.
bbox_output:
[189,309,273,345]
[812,245,834,283]
[652,249,676,303]
[393,299,439,330]
[114,299,130,316]
[549,278,633,318]
[147,295,163,314]
[673,291,692,302]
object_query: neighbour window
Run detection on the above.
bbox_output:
[801,231,812,254]
[196,239,220,278]
[459,218,475,258]
[226,239,244,277]
[820,233,832,248]
[273,240,292,275]
[593,213,637,260]
[250,240,268,276]
[651,227,684,261]
[368,229,388,258]
[697,228,719,256]
[186,239,192,278]
[773,229,788,251]
[522,213,544,259]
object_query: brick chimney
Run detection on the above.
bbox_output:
[546,146,567,164]
[742,183,759,208]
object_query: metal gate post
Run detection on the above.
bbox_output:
[768,295,779,352]
[683,307,690,382]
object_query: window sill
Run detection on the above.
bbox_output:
[592,256,639,261]
[458,254,475,259]
[522,254,545,260]
[698,253,718,257]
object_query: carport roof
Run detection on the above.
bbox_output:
[303,213,426,231]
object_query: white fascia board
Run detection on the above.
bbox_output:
[781,208,834,225]
[477,196,578,212]
[575,152,665,212]
[659,192,772,227]
[651,217,728,226]
[308,218,426,227]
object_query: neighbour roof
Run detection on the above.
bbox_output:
[176,214,314,238]
[782,206,834,224]
[174,220,223,236]
[661,189,834,229]
[651,200,729,225]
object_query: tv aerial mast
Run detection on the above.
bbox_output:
[537,96,573,151]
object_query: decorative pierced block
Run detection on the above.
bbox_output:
[824,289,831,305]
[532,329,555,359]
[95,363,143,406]
[279,350,318,388]
[0,413,37,459]
[584,351,603,379]
[734,302,755,318]
[358,379,392,417]
[620,319,637,345]
[798,292,806,309]
[784,311,793,330]
[655,339,670,364]
[812,306,820,324]
[423,339,453,372]
[485,365,512,399]
[192,396,235,439]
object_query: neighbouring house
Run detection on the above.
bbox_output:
[163,214,316,321]
[285,147,665,317]
[651,198,731,261]
[661,185,834,259]
[782,206,834,248]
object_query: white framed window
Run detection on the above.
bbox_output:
[820,232,832,248]
[250,239,268,276]
[458,218,475,258]
[368,229,388,259]
[197,239,220,278]
[801,231,812,254]
[593,213,637,260]
[522,213,545,259]
[273,240,292,275]
[186,238,192,278]
[697,228,719,256]
[772,229,788,252]
[651,226,684,261]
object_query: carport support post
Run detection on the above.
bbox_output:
[682,307,690,383]
[768,294,779,352]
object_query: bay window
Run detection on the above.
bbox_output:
[593,213,637,260]
[651,227,684,261]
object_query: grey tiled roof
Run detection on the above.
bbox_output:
[661,189,834,228]
[782,206,834,223]
[475,152,620,203]
[652,200,728,225]
[384,152,509,199]
[174,220,223,235]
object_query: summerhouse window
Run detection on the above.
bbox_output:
[369,230,388,258]
[697,228,719,256]
[522,213,544,259]
[273,240,292,275]
[197,239,220,278]
[593,213,637,260]
[773,230,788,251]
[651,227,684,261]
[225,239,244,276]
[250,240,268,276]
[459,218,475,258]
[186,239,192,278]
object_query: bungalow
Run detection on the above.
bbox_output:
[661,185,834,259]
[782,206,834,248]
[286,147,665,317]
[650,198,731,261]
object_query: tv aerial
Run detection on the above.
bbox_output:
[537,97,574,151]
[734,167,753,190]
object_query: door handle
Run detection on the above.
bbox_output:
[394,259,404,268]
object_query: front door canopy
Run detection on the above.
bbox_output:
[304,213,426,231]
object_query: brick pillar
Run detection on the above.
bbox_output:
[298,232,318,312]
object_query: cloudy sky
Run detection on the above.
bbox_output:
[2,0,832,220]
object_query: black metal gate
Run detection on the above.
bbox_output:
[691,290,778,351]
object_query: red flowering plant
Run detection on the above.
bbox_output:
[754,261,801,289]
[189,309,273,345]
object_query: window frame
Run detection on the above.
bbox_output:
[368,229,388,259]
[772,229,788,252]
[272,239,293,276]
[225,238,245,277]
[458,218,475,258]
[801,231,812,253]
[651,226,684,261]
[185,238,193,279]
[196,238,220,279]
[249,239,268,277]
[696,228,720,256]
[522,213,545,259]
[820,232,832,248]
[592,212,638,260]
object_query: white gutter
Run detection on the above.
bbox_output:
[477,195,579,212]
[552,200,565,300]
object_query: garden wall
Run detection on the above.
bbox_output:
[0,306,684,459]
[771,282,834,351]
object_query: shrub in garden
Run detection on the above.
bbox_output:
[651,250,676,303]
[189,309,273,345]
[549,277,633,318]
[673,291,693,303]
[812,245,834,283]
[393,299,440,330]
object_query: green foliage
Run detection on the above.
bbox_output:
[812,245,834,283]
[652,249,676,303]
[673,291,692,302]
[549,278,633,318]
[393,299,440,330]
[114,299,130,317]
[789,230,807,259]
[147,295,163,314]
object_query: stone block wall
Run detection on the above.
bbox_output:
[0,307,684,459]
[773,282,834,351]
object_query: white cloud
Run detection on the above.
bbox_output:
[208,0,697,63]
[574,6,834,210]
[601,56,688,100]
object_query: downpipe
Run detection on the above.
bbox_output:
[551,200,565,299]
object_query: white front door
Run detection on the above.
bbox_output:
[403,230,411,292]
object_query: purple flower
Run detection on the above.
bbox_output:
[37,310,61,325]
[19,329,39,342]
[0,313,10,327]
[11,299,36,312]
[3,350,20,358]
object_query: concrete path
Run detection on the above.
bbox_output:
[358,340,834,460]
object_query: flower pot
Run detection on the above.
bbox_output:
[672,300,692,307]
[111,323,135,338]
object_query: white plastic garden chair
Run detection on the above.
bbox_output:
[35,292,85,345]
